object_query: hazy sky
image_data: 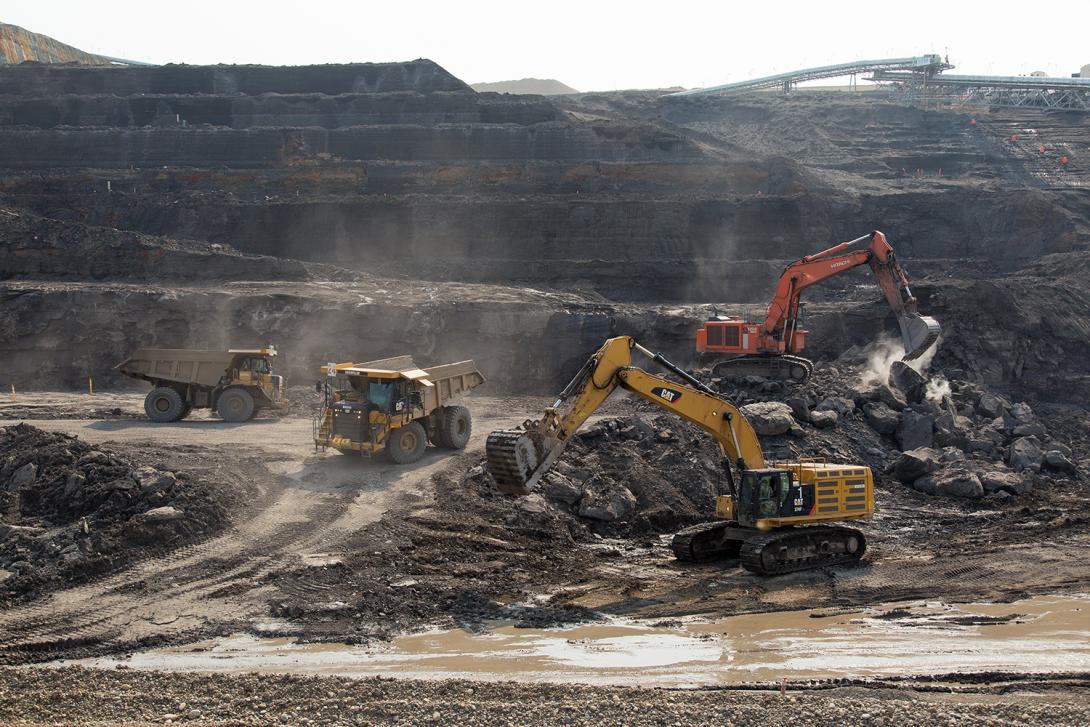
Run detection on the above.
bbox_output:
[6,1,1088,91]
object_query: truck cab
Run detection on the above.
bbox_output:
[228,350,284,403]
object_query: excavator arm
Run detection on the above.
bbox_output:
[486,336,765,495]
[763,231,940,360]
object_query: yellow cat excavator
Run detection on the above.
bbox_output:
[486,336,873,575]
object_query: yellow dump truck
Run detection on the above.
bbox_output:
[115,346,286,423]
[314,356,485,463]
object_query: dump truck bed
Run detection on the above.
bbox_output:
[422,361,485,410]
[115,349,235,387]
[322,358,485,413]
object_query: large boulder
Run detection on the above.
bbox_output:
[6,462,37,490]
[542,472,582,505]
[1008,436,1043,472]
[138,505,184,523]
[894,447,940,483]
[1012,421,1047,438]
[578,478,636,522]
[1008,402,1035,423]
[809,409,838,429]
[866,383,908,412]
[933,413,972,450]
[863,402,900,435]
[1043,450,1077,475]
[739,402,795,436]
[896,409,934,451]
[976,392,1009,419]
[816,397,855,416]
[889,361,927,404]
[134,466,177,494]
[964,425,1004,454]
[980,469,1028,495]
[517,493,550,515]
[932,468,985,499]
[784,395,813,422]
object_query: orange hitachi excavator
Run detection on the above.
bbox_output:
[696,230,940,382]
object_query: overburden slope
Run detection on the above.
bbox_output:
[0,60,1088,400]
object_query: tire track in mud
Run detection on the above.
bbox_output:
[0,405,542,664]
[0,467,374,664]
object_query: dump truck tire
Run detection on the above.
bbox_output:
[386,422,427,464]
[217,387,255,423]
[439,405,472,449]
[145,387,185,423]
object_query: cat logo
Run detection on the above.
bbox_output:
[651,387,682,403]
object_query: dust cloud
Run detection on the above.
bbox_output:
[858,332,943,388]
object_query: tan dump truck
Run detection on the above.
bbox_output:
[314,356,485,463]
[115,347,286,423]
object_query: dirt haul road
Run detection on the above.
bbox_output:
[0,393,598,663]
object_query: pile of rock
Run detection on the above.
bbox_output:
[714,358,1080,502]
[503,416,721,535]
[0,424,227,599]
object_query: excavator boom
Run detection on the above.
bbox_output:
[486,336,764,496]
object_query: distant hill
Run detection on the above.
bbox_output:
[1,22,114,65]
[471,78,579,95]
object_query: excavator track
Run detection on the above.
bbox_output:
[710,354,814,383]
[485,429,535,495]
[739,526,866,575]
[671,521,743,562]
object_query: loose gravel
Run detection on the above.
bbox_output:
[1,667,1087,726]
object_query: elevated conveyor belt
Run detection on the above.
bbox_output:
[666,54,949,97]
[871,70,1090,110]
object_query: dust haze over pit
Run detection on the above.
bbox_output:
[5,0,1087,91]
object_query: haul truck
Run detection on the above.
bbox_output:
[314,356,485,463]
[116,347,286,423]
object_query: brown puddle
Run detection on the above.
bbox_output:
[58,594,1090,687]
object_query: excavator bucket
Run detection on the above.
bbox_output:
[485,429,542,495]
[899,314,941,361]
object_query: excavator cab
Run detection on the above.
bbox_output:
[731,469,803,526]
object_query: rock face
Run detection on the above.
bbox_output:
[0,22,115,65]
[739,402,796,436]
